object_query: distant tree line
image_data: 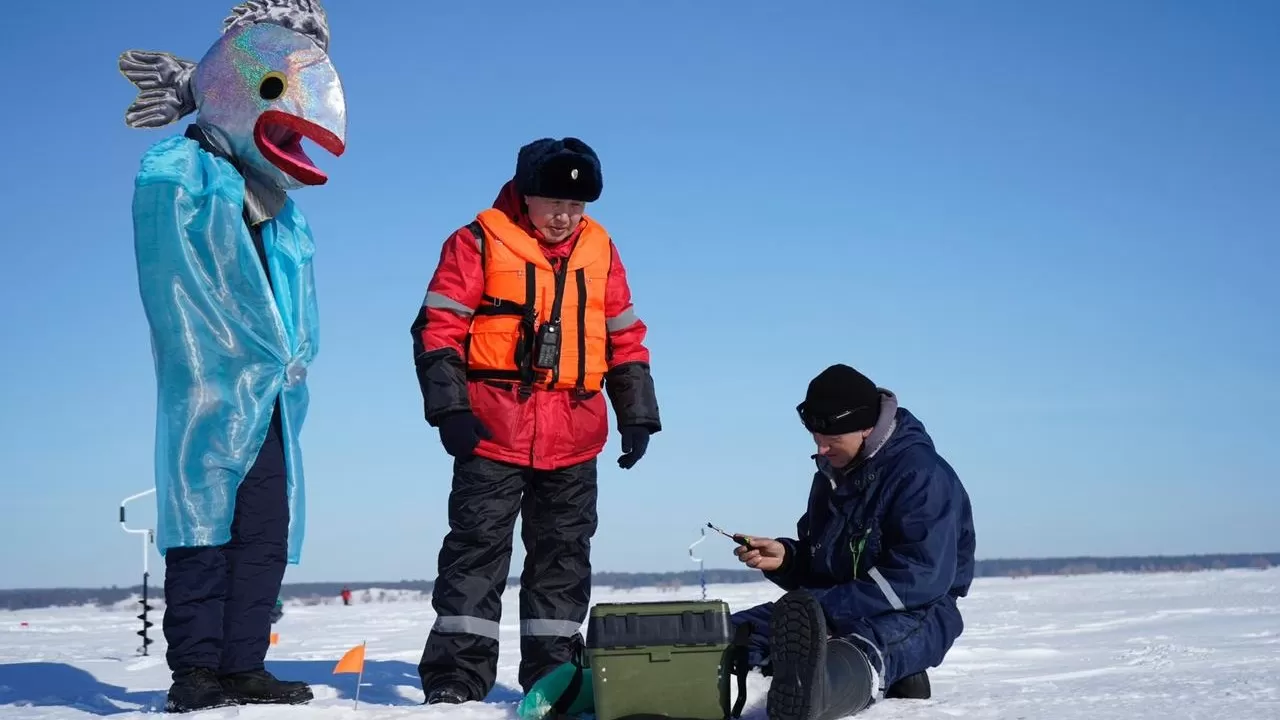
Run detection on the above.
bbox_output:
[2,553,1276,611]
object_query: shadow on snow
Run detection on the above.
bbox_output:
[266,658,524,706]
[0,662,163,715]
[0,660,523,715]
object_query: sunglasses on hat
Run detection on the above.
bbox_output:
[796,402,873,435]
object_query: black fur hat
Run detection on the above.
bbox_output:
[515,137,603,202]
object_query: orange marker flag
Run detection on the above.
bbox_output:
[269,632,280,646]
[333,640,367,708]
[334,642,365,674]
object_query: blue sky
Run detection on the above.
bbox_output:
[0,0,1276,590]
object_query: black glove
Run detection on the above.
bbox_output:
[617,425,650,469]
[437,411,491,459]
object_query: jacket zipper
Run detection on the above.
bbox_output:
[529,386,537,467]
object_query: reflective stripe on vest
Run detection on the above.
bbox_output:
[465,208,610,393]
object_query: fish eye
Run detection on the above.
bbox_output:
[259,72,287,101]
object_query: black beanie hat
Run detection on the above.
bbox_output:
[514,137,603,203]
[797,364,882,435]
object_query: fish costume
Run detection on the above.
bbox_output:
[119,0,345,711]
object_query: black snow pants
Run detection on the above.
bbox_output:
[162,402,289,678]
[418,454,599,700]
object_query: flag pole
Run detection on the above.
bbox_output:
[353,639,366,710]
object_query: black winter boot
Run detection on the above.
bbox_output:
[164,668,235,713]
[767,590,875,720]
[218,668,313,705]
[886,670,930,699]
[425,681,473,704]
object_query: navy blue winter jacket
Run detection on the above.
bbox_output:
[766,399,976,636]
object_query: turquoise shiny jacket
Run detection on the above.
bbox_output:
[131,134,319,563]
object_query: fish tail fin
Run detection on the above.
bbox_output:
[118,49,197,129]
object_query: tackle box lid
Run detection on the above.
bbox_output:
[586,600,732,649]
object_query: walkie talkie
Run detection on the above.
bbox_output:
[533,320,562,370]
[535,262,569,371]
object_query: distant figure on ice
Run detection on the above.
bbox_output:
[269,599,284,625]
[341,586,352,606]
[730,364,976,720]
[410,137,662,704]
[119,0,346,712]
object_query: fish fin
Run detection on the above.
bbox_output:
[118,49,196,129]
[222,0,330,52]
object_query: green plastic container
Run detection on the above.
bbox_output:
[585,600,734,720]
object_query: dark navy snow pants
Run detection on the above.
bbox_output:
[730,593,963,688]
[163,404,288,677]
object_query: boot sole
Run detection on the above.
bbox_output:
[227,687,314,705]
[766,591,828,720]
[231,691,313,705]
[164,698,237,713]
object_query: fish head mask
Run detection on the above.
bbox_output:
[193,20,346,189]
[119,0,346,191]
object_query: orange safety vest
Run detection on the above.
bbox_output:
[465,208,611,394]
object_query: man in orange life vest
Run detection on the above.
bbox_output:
[410,137,661,704]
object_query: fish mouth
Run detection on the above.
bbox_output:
[254,109,346,186]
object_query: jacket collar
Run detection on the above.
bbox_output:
[184,123,285,226]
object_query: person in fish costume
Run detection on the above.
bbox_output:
[118,0,346,712]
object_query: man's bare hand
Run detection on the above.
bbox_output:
[734,536,787,572]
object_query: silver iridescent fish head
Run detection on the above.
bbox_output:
[193,20,346,189]
[119,0,346,190]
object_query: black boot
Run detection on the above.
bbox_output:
[766,590,875,720]
[218,668,313,705]
[164,668,235,713]
[425,680,473,705]
[886,670,930,699]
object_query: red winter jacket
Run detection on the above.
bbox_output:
[411,181,661,470]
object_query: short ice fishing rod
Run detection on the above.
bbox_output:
[706,522,753,547]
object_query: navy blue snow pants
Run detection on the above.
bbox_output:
[730,594,963,689]
[162,403,288,677]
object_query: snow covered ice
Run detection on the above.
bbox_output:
[2,568,1278,719]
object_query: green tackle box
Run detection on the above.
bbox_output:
[584,600,735,720]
